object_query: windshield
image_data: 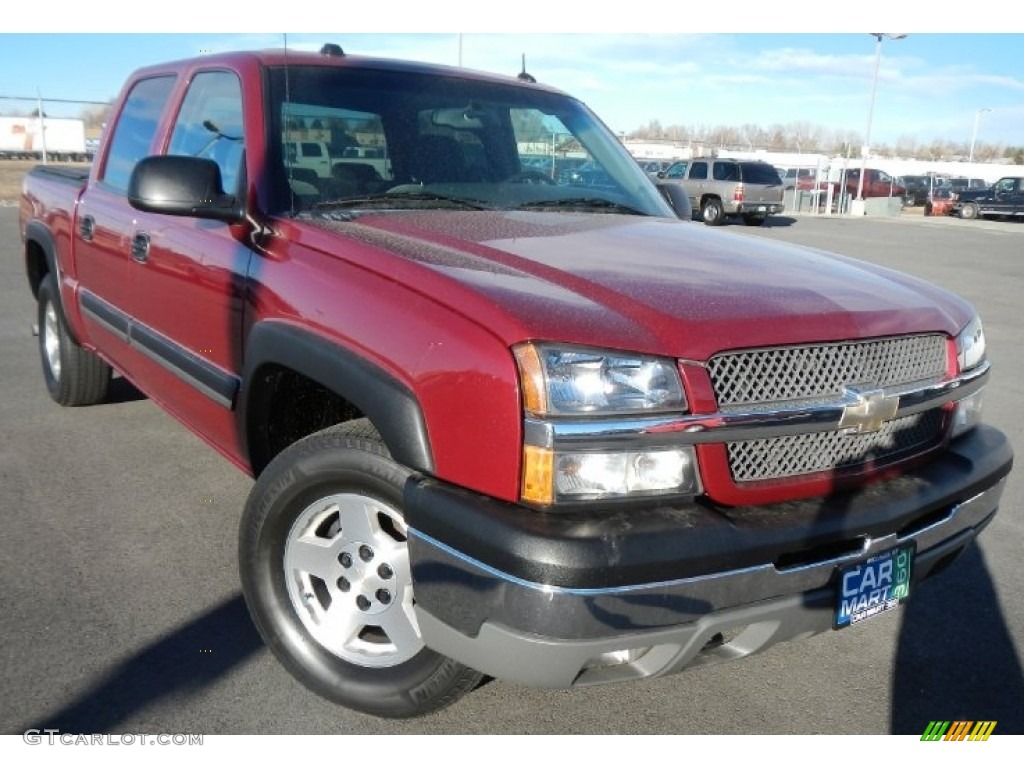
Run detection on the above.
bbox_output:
[265,64,672,217]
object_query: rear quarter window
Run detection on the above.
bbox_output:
[739,163,783,185]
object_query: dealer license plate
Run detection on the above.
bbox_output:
[756,205,766,212]
[834,544,914,629]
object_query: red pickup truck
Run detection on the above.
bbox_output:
[20,46,1012,719]
[799,167,906,199]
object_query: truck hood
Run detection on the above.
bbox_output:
[957,188,993,202]
[303,210,973,360]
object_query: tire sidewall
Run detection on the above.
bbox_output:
[702,198,723,225]
[239,433,463,717]
[37,277,66,402]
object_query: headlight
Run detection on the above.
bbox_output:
[515,343,698,505]
[514,343,686,416]
[956,316,985,372]
[522,445,700,505]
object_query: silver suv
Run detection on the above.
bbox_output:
[658,157,785,226]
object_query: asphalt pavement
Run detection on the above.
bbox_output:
[1,207,1022,735]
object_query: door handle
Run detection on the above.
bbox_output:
[131,232,150,263]
[80,215,95,241]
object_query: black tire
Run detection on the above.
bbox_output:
[959,202,979,220]
[239,419,483,718]
[37,274,111,406]
[700,197,725,226]
[742,214,767,227]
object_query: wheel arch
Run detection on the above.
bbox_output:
[23,220,58,301]
[239,322,434,477]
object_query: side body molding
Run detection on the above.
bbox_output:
[239,322,434,475]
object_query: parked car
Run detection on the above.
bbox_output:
[843,168,906,199]
[657,157,785,226]
[899,175,938,207]
[779,167,818,192]
[952,176,1024,220]
[637,158,671,178]
[284,140,334,179]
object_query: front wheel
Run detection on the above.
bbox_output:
[238,420,483,718]
[959,202,980,220]
[37,274,111,406]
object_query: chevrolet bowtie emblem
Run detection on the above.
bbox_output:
[838,387,900,434]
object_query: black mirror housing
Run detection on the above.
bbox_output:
[128,156,244,224]
[656,182,693,220]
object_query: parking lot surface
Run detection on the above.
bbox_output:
[1,208,1021,734]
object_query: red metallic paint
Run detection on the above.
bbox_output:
[19,49,981,509]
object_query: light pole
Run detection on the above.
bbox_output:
[855,33,907,206]
[969,108,991,163]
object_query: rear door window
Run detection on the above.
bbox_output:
[713,163,738,182]
[101,75,177,192]
[689,162,708,180]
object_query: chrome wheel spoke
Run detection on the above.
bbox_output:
[322,602,366,648]
[376,603,423,655]
[286,534,340,580]
[337,496,382,544]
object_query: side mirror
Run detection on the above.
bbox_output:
[128,155,244,224]
[656,181,692,220]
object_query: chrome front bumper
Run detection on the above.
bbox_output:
[405,427,1011,688]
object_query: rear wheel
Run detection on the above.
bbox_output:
[701,197,725,226]
[239,420,483,718]
[37,274,111,406]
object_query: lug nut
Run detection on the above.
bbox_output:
[376,589,392,605]
[359,545,374,562]
[377,563,393,580]
[336,576,350,592]
[339,552,352,568]
[356,595,371,611]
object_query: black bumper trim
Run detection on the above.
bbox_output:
[404,425,1011,590]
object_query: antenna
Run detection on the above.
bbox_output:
[517,54,536,83]
[283,33,295,215]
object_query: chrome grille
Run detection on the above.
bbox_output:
[727,410,945,483]
[708,335,948,408]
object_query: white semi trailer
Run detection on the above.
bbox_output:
[0,116,89,161]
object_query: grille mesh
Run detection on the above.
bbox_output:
[707,335,948,408]
[726,410,945,482]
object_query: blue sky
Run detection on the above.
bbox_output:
[3,3,1023,149]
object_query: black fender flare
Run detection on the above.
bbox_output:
[238,321,434,475]
[23,219,90,348]
[23,219,60,299]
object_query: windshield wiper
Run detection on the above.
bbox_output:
[312,192,491,212]
[515,197,647,215]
